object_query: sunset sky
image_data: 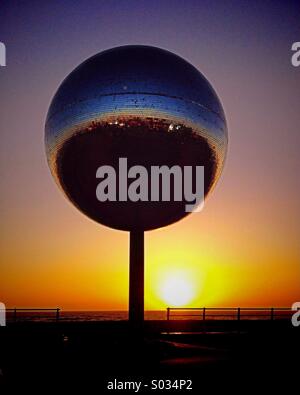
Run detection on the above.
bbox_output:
[0,0,299,310]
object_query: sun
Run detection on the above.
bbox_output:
[159,271,196,307]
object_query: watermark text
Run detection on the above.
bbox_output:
[96,158,204,212]
[0,303,6,326]
[291,42,300,67]
[291,302,300,327]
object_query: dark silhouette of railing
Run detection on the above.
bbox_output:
[166,307,292,321]
[6,308,60,322]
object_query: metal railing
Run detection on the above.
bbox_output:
[5,308,60,322]
[166,307,292,321]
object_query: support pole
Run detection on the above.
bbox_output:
[129,230,144,328]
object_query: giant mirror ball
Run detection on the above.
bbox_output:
[45,45,228,231]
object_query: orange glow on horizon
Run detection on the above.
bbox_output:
[1,186,300,311]
[1,1,300,313]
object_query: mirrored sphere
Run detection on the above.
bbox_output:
[45,45,228,231]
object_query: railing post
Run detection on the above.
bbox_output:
[56,308,60,322]
[270,307,274,321]
[237,307,241,322]
[14,308,17,322]
[167,308,170,321]
[203,307,206,321]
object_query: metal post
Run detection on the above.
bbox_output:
[203,307,206,321]
[129,230,144,328]
[237,307,241,322]
[270,307,274,321]
[56,308,60,322]
[167,308,170,321]
[14,308,17,322]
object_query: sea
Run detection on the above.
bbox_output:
[5,309,292,323]
[6,310,165,323]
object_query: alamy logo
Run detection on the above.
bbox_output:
[0,42,6,67]
[0,303,6,326]
[291,42,300,67]
[96,158,205,212]
[291,302,300,327]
